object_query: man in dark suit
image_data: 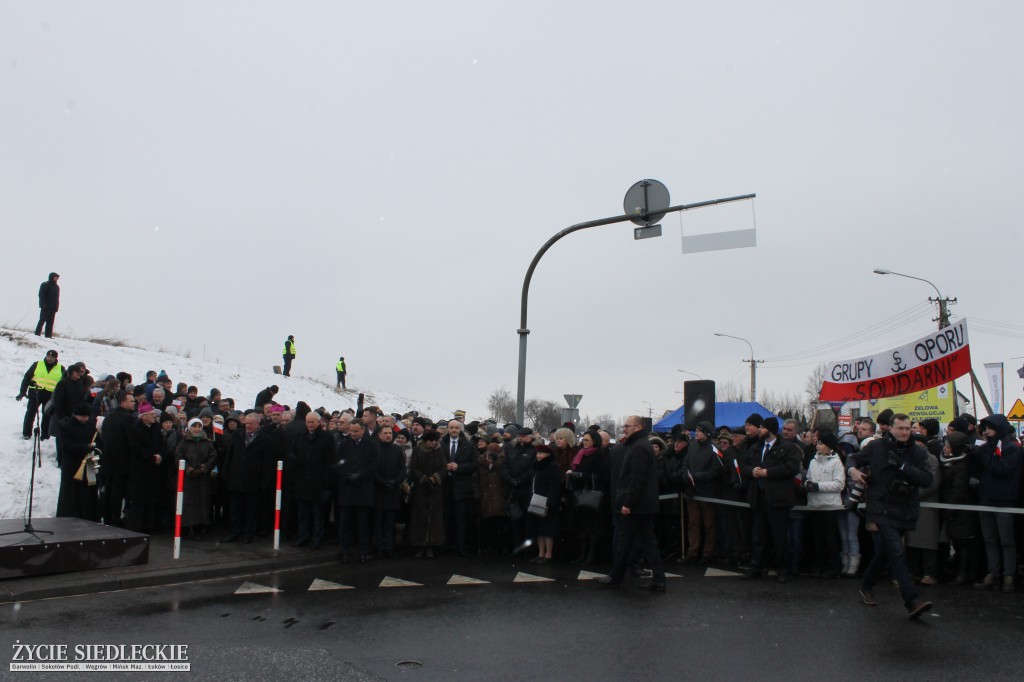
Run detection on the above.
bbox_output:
[597,415,667,591]
[441,419,479,556]
[740,416,802,582]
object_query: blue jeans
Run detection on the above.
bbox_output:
[861,523,918,606]
[838,509,861,556]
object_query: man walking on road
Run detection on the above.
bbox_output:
[35,272,60,338]
[848,413,935,618]
[282,335,296,377]
[596,415,667,591]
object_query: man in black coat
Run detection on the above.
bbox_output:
[502,428,537,549]
[373,427,407,557]
[16,349,63,440]
[740,416,802,582]
[288,412,335,550]
[49,362,88,463]
[222,413,274,543]
[597,416,667,590]
[335,419,377,562]
[125,404,164,533]
[35,272,60,338]
[99,393,136,527]
[849,413,935,618]
[441,419,479,556]
[254,385,278,410]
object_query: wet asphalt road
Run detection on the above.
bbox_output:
[5,554,1023,681]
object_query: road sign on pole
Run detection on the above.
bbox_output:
[564,394,582,409]
[560,408,580,425]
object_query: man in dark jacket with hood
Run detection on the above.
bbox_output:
[597,416,667,591]
[971,413,1021,592]
[35,272,60,338]
[683,421,723,564]
[849,413,934,617]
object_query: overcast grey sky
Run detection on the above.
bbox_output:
[2,1,1022,421]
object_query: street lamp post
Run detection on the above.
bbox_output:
[714,333,761,402]
[872,268,992,415]
[514,190,756,424]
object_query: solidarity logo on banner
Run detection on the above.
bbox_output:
[819,320,972,402]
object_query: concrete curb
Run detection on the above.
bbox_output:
[0,551,337,603]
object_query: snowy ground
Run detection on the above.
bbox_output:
[0,328,451,520]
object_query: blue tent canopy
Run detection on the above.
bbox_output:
[653,401,781,432]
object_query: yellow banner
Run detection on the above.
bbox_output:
[866,382,955,424]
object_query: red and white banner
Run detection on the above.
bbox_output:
[819,320,971,402]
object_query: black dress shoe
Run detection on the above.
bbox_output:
[594,576,619,586]
[638,581,667,592]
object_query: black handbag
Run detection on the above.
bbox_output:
[573,475,604,513]
[506,497,524,522]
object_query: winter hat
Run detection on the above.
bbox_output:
[421,429,441,442]
[72,403,92,417]
[271,404,285,414]
[518,427,534,436]
[919,418,940,438]
[46,349,59,359]
[199,406,214,419]
[159,412,175,425]
[945,431,969,454]
[696,421,715,438]
[503,425,519,437]
[165,405,179,417]
[762,417,780,435]
[876,409,894,426]
[947,417,969,433]
[535,444,553,455]
[817,430,839,451]
[187,418,203,430]
[138,402,156,415]
[961,413,977,426]
[745,413,764,428]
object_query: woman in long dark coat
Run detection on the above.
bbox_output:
[175,418,218,539]
[407,430,446,557]
[527,444,561,564]
[56,405,100,521]
[477,442,509,554]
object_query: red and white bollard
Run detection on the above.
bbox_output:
[174,459,185,559]
[273,460,283,551]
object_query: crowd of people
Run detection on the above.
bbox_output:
[18,351,1022,605]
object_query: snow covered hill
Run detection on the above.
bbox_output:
[0,328,452,520]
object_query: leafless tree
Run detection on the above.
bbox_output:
[524,398,561,434]
[804,363,829,413]
[486,386,517,424]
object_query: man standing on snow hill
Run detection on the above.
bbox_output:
[35,272,60,338]
[283,335,296,377]
[336,356,347,390]
[16,349,64,440]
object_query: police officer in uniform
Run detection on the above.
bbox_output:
[16,349,64,440]
[336,356,347,389]
[283,335,296,377]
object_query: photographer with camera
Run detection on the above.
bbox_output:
[847,413,934,618]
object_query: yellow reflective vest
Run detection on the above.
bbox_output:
[32,361,64,392]
[336,361,346,373]
[283,340,296,356]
